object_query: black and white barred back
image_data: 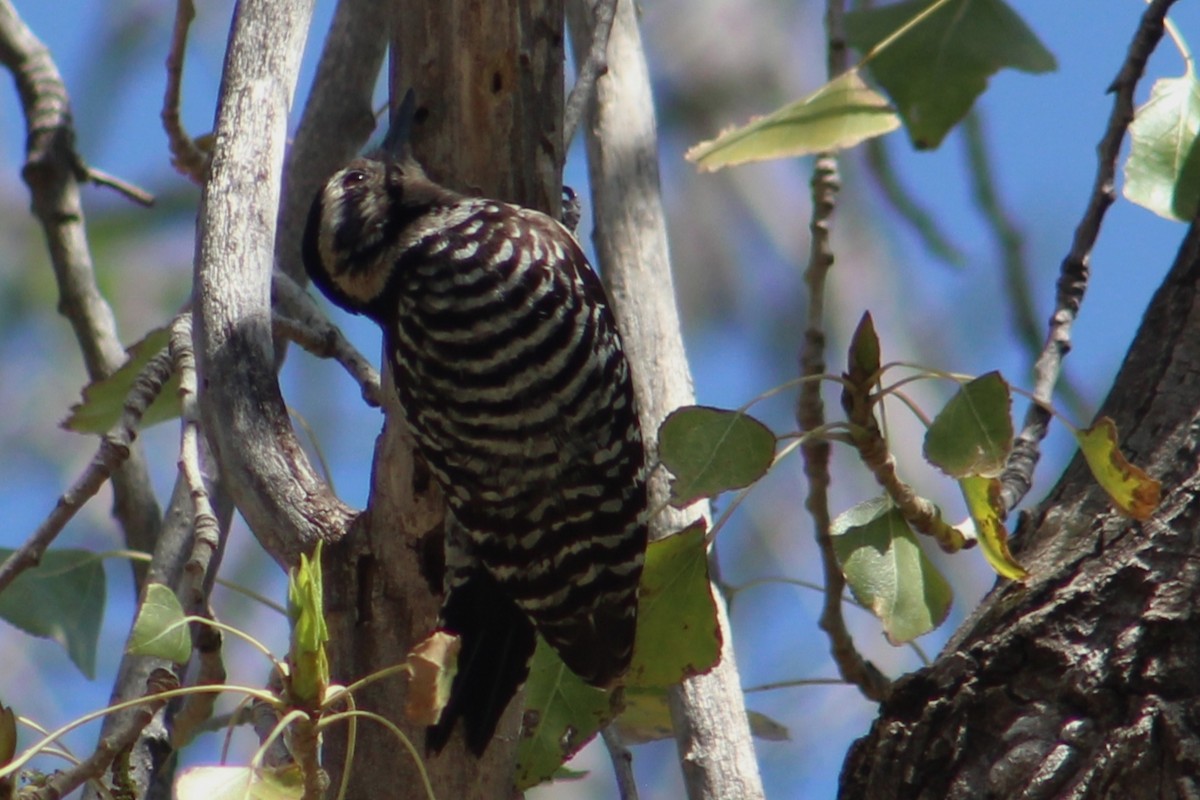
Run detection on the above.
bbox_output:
[302,155,648,754]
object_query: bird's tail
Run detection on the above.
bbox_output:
[425,569,537,756]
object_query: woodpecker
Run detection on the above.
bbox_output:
[301,113,648,755]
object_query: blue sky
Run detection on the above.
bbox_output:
[1,2,1197,798]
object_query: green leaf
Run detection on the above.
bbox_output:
[63,325,181,434]
[831,498,952,644]
[1124,75,1200,221]
[628,522,721,687]
[128,583,191,664]
[847,0,1056,149]
[175,765,305,800]
[1075,417,1161,520]
[287,543,329,707]
[0,548,105,678]
[515,642,613,791]
[516,523,720,788]
[686,69,900,171]
[923,371,1013,478]
[659,407,776,507]
[959,475,1028,580]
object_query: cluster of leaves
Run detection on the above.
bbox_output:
[686,0,1200,227]
[656,312,1160,645]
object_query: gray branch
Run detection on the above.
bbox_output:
[193,0,355,568]
[0,0,161,590]
[566,1,765,798]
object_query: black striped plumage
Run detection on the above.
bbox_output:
[303,155,648,755]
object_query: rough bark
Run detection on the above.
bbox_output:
[320,3,565,798]
[840,218,1200,799]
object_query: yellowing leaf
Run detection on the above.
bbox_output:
[960,475,1027,581]
[831,498,953,644]
[405,631,459,726]
[847,0,1056,149]
[924,372,1013,478]
[1076,417,1161,520]
[686,70,900,171]
[1124,75,1200,221]
[658,407,776,507]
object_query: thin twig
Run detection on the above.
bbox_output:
[0,346,174,596]
[562,0,618,150]
[169,312,222,614]
[272,273,383,408]
[601,725,639,800]
[743,677,848,693]
[961,110,1087,421]
[85,165,156,207]
[25,670,178,800]
[796,0,889,703]
[162,0,208,183]
[999,0,1181,513]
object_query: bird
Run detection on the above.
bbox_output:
[301,104,648,756]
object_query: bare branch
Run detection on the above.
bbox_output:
[194,0,355,568]
[26,670,178,800]
[562,0,617,150]
[797,0,888,704]
[1000,0,1181,512]
[566,1,764,797]
[0,345,173,596]
[272,273,383,408]
[85,165,156,207]
[601,726,639,800]
[169,312,223,615]
[162,0,208,183]
[0,0,162,582]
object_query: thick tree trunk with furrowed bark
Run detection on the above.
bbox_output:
[840,219,1200,799]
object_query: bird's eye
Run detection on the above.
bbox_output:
[343,170,367,188]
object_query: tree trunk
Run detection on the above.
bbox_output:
[840,219,1200,798]
[321,3,564,798]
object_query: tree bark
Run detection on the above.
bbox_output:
[840,217,1200,798]
[320,3,565,798]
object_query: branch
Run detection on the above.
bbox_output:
[601,726,638,800]
[162,0,209,183]
[999,0,1181,512]
[25,670,178,800]
[0,344,173,596]
[566,1,765,797]
[272,273,382,408]
[797,0,889,703]
[0,0,162,586]
[562,0,617,149]
[276,0,390,287]
[193,0,355,568]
